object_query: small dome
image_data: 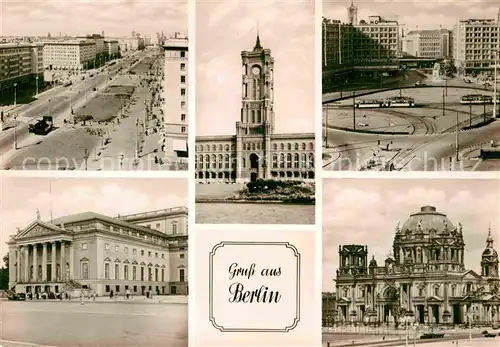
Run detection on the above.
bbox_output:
[369,256,377,267]
[482,248,498,257]
[400,206,455,235]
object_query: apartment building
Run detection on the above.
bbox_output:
[162,34,188,159]
[353,16,400,63]
[453,17,500,76]
[403,29,452,58]
[104,40,119,56]
[116,37,145,52]
[76,34,105,55]
[43,40,96,70]
[0,42,44,92]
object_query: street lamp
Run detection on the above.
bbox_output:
[35,76,39,97]
[13,114,18,150]
[13,83,17,106]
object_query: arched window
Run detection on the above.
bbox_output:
[225,154,230,168]
[205,154,210,169]
[219,144,223,151]
[295,143,299,150]
[251,110,255,123]
[286,153,292,168]
[309,142,314,150]
[272,154,278,168]
[301,153,307,168]
[218,154,223,169]
[302,143,306,150]
[279,154,285,168]
[309,153,314,168]
[212,144,216,151]
[273,143,278,150]
[257,110,261,123]
[251,143,256,150]
[211,154,216,169]
[225,144,229,151]
[280,143,284,150]
[293,153,299,168]
[287,143,292,151]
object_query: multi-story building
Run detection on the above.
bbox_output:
[43,40,96,70]
[453,14,500,76]
[76,34,105,55]
[117,37,145,52]
[0,42,44,92]
[331,205,499,326]
[195,36,315,183]
[162,34,189,160]
[104,40,119,57]
[7,206,188,297]
[403,29,451,58]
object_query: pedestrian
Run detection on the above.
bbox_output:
[126,288,130,300]
[110,289,114,299]
[93,292,96,301]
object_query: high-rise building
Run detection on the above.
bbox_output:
[0,42,44,92]
[42,40,96,70]
[402,29,451,58]
[195,35,315,184]
[162,33,189,161]
[453,17,500,76]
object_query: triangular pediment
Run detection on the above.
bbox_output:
[15,221,64,240]
[80,257,89,262]
[140,261,145,266]
[114,258,121,263]
[338,296,351,303]
[154,264,159,267]
[132,260,138,265]
[161,265,165,268]
[462,270,482,280]
[177,264,186,269]
[147,262,153,267]
[427,295,443,302]
[123,260,130,264]
[104,257,112,262]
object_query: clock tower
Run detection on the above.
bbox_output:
[235,34,275,182]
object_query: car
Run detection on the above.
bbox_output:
[415,81,426,86]
[8,293,26,301]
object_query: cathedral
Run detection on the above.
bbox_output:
[333,206,500,326]
[195,35,315,184]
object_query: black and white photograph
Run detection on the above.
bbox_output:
[323,0,500,172]
[322,178,500,347]
[0,0,188,171]
[0,176,188,346]
[194,0,316,224]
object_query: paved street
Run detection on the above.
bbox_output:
[323,82,500,171]
[0,300,187,347]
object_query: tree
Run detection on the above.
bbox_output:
[0,252,8,289]
[3,252,8,269]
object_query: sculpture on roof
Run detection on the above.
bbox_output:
[36,209,40,220]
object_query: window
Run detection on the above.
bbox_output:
[162,269,165,282]
[124,265,129,280]
[104,263,110,279]
[181,126,186,133]
[81,243,88,250]
[181,101,186,109]
[180,75,185,83]
[172,223,178,234]
[132,266,137,280]
[434,285,439,296]
[115,245,119,252]
[162,254,165,259]
[105,285,110,292]
[124,247,128,254]
[179,268,185,282]
[141,250,144,256]
[141,267,144,281]
[181,88,186,96]
[148,251,152,257]
[115,264,119,280]
[155,252,158,258]
[155,223,160,230]
[148,268,152,281]
[133,248,137,255]
[181,114,186,122]
[155,268,158,281]
[180,254,185,259]
[180,63,185,71]
[105,243,110,250]
[116,285,120,293]
[81,262,89,280]
[180,51,185,58]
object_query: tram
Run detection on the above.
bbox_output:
[355,99,383,108]
[460,94,493,105]
[383,96,416,108]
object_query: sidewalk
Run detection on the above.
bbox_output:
[21,295,187,305]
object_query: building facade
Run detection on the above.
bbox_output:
[453,13,500,76]
[332,206,500,326]
[104,40,119,56]
[195,36,315,184]
[76,34,105,55]
[7,207,188,297]
[0,42,44,92]
[403,29,451,58]
[43,40,96,70]
[162,34,188,160]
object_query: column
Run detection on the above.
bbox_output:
[69,242,74,280]
[60,241,66,281]
[24,246,29,282]
[42,243,47,281]
[16,247,22,282]
[51,242,56,281]
[408,283,413,312]
[33,244,38,282]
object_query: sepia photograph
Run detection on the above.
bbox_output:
[323,0,500,172]
[0,0,188,171]
[194,0,316,224]
[0,176,188,346]
[322,178,500,347]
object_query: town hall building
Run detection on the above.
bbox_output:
[7,207,188,297]
[195,35,315,184]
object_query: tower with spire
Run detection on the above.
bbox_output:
[481,225,499,278]
[347,1,358,25]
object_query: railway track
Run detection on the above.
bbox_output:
[382,109,434,135]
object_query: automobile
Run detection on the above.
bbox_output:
[463,78,472,83]
[420,333,445,339]
[483,82,491,87]
[93,87,97,91]
[8,292,26,301]
[415,81,426,86]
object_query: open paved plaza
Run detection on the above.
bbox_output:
[323,85,500,171]
[0,299,187,347]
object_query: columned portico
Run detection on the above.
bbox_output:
[33,244,38,282]
[60,241,66,281]
[51,242,56,281]
[42,243,47,281]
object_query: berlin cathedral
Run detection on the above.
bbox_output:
[329,205,499,326]
[195,35,315,184]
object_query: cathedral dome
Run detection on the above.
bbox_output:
[482,247,498,257]
[400,206,455,234]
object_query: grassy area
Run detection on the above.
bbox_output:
[238,179,315,204]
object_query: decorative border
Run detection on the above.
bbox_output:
[208,241,301,333]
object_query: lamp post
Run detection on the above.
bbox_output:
[13,83,17,106]
[13,114,18,150]
[35,76,39,97]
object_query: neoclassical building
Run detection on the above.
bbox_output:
[332,206,500,326]
[195,36,315,183]
[7,207,188,297]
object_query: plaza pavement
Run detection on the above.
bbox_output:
[0,296,187,347]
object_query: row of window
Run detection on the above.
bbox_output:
[196,142,314,153]
[341,282,476,299]
[81,261,185,282]
[82,242,187,260]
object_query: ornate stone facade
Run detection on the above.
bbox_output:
[334,206,500,326]
[195,36,315,184]
[7,207,188,297]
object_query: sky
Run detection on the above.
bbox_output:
[0,177,188,264]
[196,0,315,136]
[0,0,187,38]
[322,178,500,292]
[323,0,500,31]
